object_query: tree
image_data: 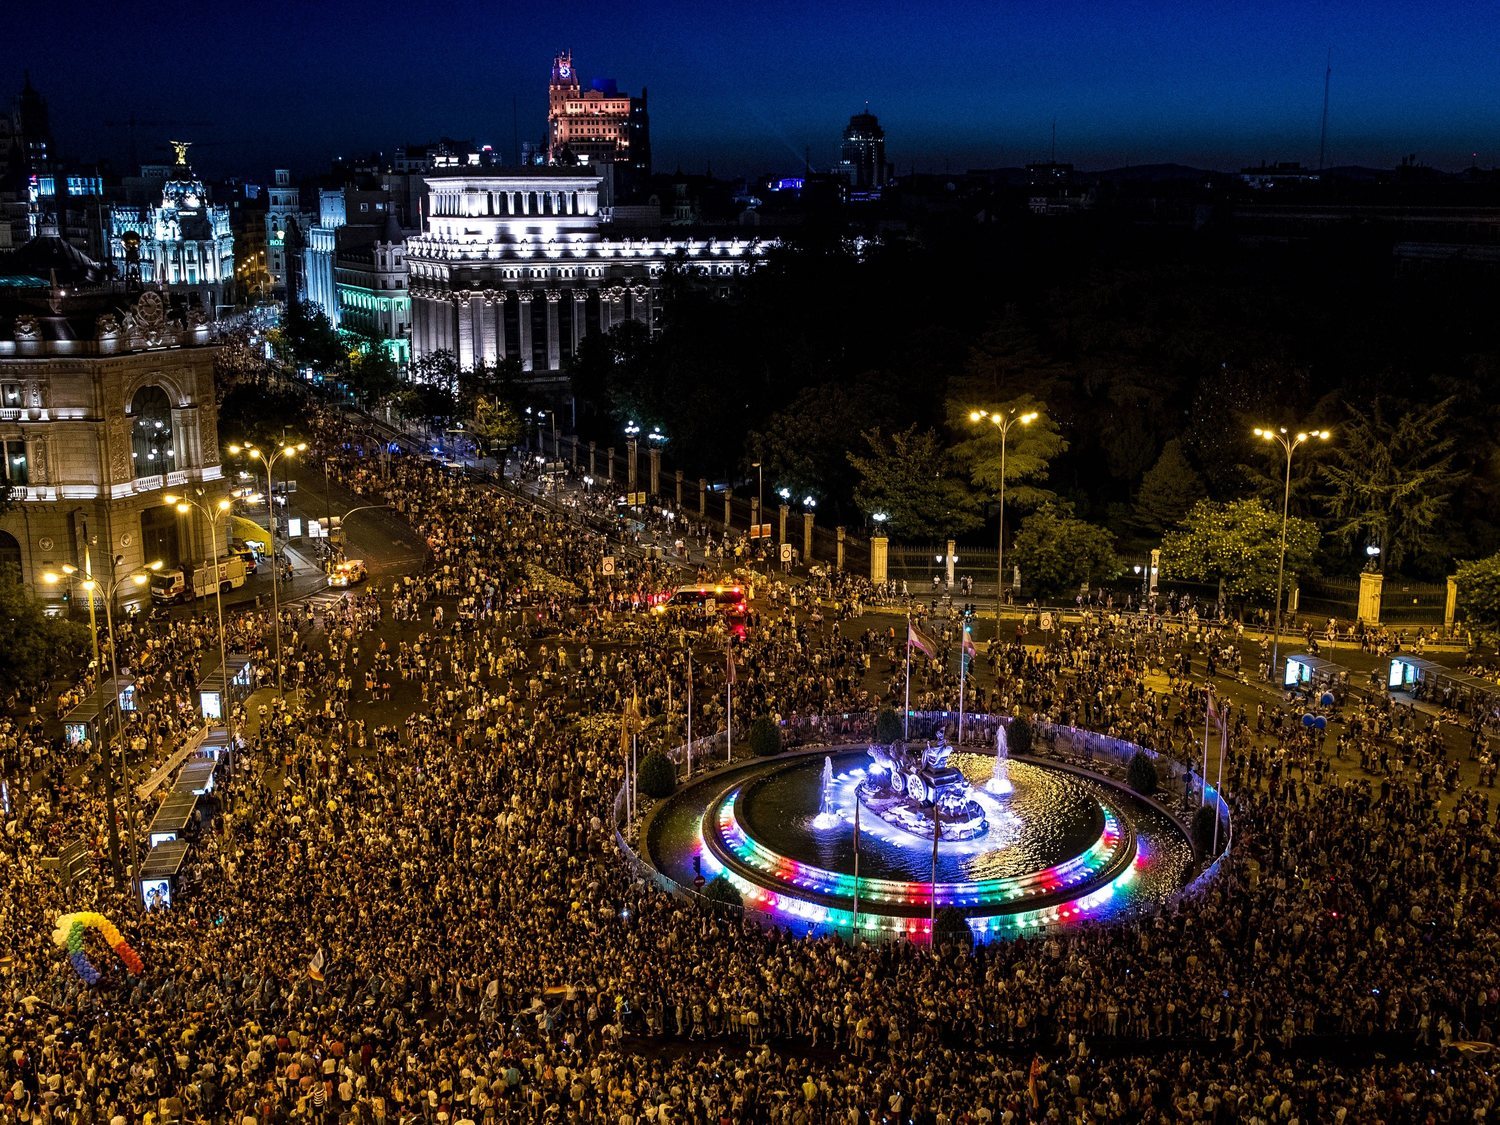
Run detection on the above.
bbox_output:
[1127,751,1158,796]
[636,750,677,799]
[1133,439,1206,536]
[274,302,345,374]
[411,349,461,398]
[1009,503,1122,599]
[848,425,980,540]
[1160,498,1319,605]
[874,709,903,745]
[932,906,974,951]
[467,397,522,455]
[348,346,401,411]
[746,379,897,510]
[1320,396,1465,573]
[747,716,782,757]
[0,570,88,701]
[945,396,1068,509]
[1455,552,1500,642]
[393,383,457,428]
[701,874,743,912]
[1006,715,1033,755]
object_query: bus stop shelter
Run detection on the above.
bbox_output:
[1390,656,1500,713]
[1283,653,1350,697]
[61,677,136,747]
[147,792,199,848]
[174,758,218,796]
[139,839,190,910]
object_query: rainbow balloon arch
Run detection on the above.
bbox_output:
[51,912,145,986]
[634,712,1228,944]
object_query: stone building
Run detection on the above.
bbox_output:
[108,144,234,317]
[0,242,224,610]
[406,168,763,375]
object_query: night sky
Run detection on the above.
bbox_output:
[9,0,1499,179]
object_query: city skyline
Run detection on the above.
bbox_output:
[8,0,1500,179]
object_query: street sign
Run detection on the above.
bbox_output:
[752,523,772,539]
[601,556,616,575]
[779,543,793,563]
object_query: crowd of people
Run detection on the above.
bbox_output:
[3,419,1500,1123]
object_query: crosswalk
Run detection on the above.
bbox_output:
[297,588,351,614]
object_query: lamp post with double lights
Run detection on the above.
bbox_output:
[1252,425,1331,685]
[44,558,162,892]
[227,440,306,692]
[166,493,236,761]
[967,407,1038,627]
[624,420,641,493]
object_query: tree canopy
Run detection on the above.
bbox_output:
[1160,498,1319,604]
[1009,504,1122,599]
[848,425,980,540]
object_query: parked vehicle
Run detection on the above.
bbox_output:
[150,557,248,604]
[328,559,368,587]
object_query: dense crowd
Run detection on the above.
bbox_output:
[3,426,1500,1123]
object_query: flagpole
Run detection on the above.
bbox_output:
[852,799,861,938]
[1201,687,1211,807]
[1213,704,1228,854]
[726,652,733,763]
[930,801,941,934]
[958,622,968,747]
[904,608,912,741]
[686,648,694,778]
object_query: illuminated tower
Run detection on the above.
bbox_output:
[546,52,650,197]
[839,109,889,192]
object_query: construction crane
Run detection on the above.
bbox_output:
[102,115,214,171]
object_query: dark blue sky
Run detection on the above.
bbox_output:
[10,0,1499,179]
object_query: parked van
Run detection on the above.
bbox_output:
[151,557,248,604]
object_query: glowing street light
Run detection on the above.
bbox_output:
[227,441,306,692]
[166,492,237,762]
[968,407,1040,624]
[1252,425,1331,684]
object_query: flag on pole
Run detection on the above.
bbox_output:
[1206,687,1225,732]
[962,632,977,659]
[725,648,736,684]
[908,622,936,659]
[308,948,326,982]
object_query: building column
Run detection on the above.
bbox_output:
[648,448,660,495]
[804,512,816,564]
[870,536,888,586]
[836,527,846,572]
[573,290,589,349]
[544,290,562,372]
[493,290,508,360]
[723,490,732,530]
[588,441,597,478]
[605,447,615,483]
[698,478,707,518]
[455,292,476,369]
[479,291,498,365]
[1357,571,1384,626]
[516,290,534,372]
[598,290,613,334]
[675,470,684,509]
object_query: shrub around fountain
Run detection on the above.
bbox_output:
[701,874,743,912]
[747,716,782,757]
[1193,804,1218,857]
[1007,715,1033,755]
[1127,750,1158,795]
[874,708,903,745]
[637,750,677,798]
[933,906,974,950]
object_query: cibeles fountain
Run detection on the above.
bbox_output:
[644,716,1197,942]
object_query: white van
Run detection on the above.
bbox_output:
[151,557,248,604]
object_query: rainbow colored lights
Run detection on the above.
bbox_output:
[698,776,1143,941]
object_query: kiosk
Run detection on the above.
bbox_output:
[61,678,136,748]
[139,839,190,910]
[146,792,199,848]
[197,654,254,722]
[1283,653,1349,696]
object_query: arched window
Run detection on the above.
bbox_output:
[130,385,175,478]
[0,529,20,580]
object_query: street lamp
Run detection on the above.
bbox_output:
[624,420,641,493]
[1253,425,1331,684]
[44,557,162,895]
[968,407,1038,625]
[227,440,306,692]
[166,493,237,763]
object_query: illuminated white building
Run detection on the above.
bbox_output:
[108,146,233,316]
[407,168,763,375]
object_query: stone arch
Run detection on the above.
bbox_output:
[129,384,176,478]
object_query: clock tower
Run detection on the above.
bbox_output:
[548,52,581,162]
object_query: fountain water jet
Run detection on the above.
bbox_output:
[811,756,841,829]
[986,724,1013,796]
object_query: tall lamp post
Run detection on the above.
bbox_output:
[1253,425,1331,684]
[624,420,641,493]
[166,493,236,758]
[228,441,306,693]
[968,408,1038,627]
[45,558,163,893]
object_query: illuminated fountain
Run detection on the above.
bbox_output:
[811,756,840,830]
[986,724,1013,796]
[644,721,1196,942]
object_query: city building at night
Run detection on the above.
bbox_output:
[547,52,651,198]
[838,109,890,194]
[406,168,764,376]
[107,144,234,317]
[0,241,224,604]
